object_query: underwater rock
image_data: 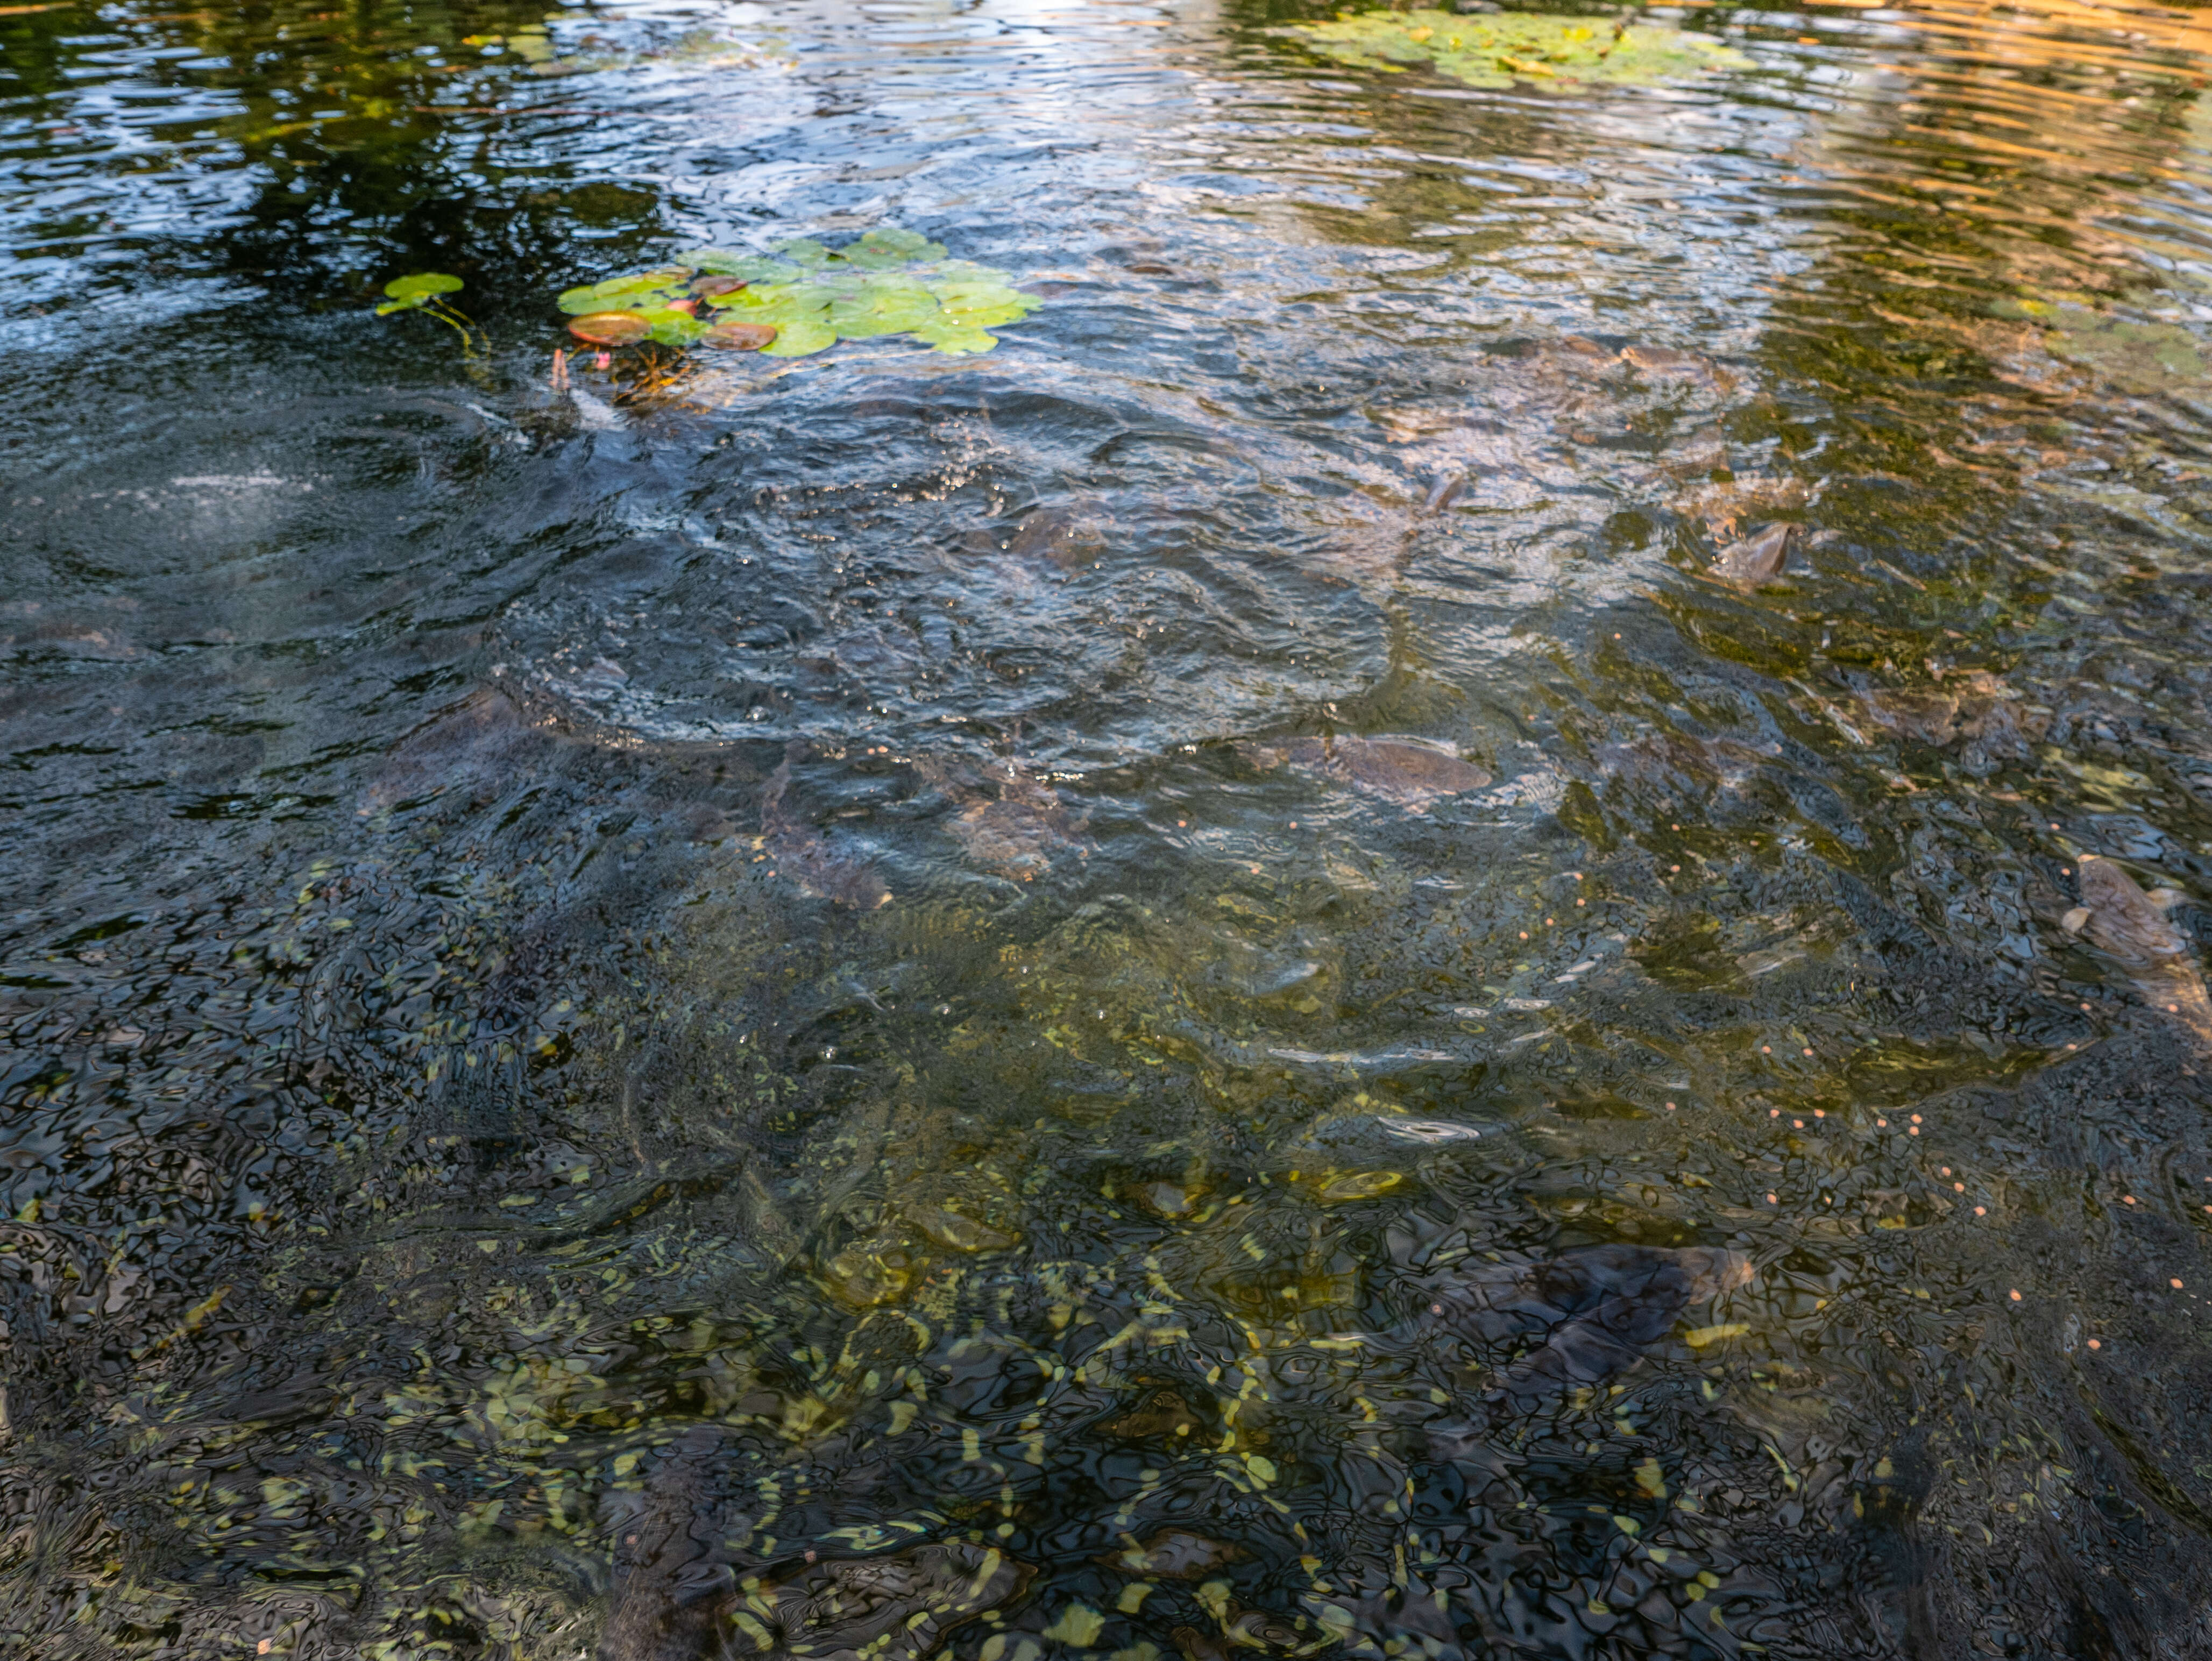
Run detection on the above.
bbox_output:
[1412,1244,1752,1411]
[1098,1529,1247,1579]
[1708,521,1796,589]
[1239,735,1490,812]
[763,756,892,909]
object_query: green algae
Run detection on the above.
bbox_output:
[1282,9,1753,89]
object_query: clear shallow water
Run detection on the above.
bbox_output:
[6,0,2212,1655]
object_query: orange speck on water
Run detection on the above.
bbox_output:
[1941,1167,1951,1176]
[1974,1205,1987,1216]
[1910,1115,1922,1124]
[1877,1118,1889,1127]
[1770,1109,1781,1118]
[1909,1126,1920,1135]
[1803,1047,1813,1056]
[1289,821,1298,828]
[1546,917,1555,926]
[1671,822,1680,830]
[1177,820,1186,827]
[1793,1118,1804,1127]
[1766,1193,1777,1204]
[2173,1278,2186,1290]
[1666,1101,1677,1110]
[1953,1182,1964,1192]
[1814,1109,1826,1118]
[2123,1196,2135,1205]
[2087,1338,2102,1350]
[2169,1004,2181,1013]
[1519,931,1529,940]
[2009,1289,2022,1302]
[1576,898,1585,906]
[1762,1045,1772,1054]
[1670,864,1681,872]
[2081,1003,2092,1012]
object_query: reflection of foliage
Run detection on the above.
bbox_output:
[1996,291,2209,395]
[555,229,1042,358]
[1282,9,1751,88]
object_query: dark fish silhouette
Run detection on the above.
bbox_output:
[1100,1385,1203,1440]
[2063,856,2211,1041]
[1098,1529,1246,1579]
[1411,1244,1751,1414]
[598,1428,740,1661]
[740,1542,1032,1661]
[763,756,891,909]
[1240,735,1490,813]
[1710,521,1797,589]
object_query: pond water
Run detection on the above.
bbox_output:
[7,0,2212,1652]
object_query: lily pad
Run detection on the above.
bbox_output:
[1282,10,1752,89]
[376,271,465,314]
[552,230,1042,359]
[568,310,651,346]
[704,320,778,350]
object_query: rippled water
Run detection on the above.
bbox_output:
[8,0,2212,1653]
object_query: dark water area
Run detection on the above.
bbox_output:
[8,0,2212,1652]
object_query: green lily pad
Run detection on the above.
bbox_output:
[556,231,1043,359]
[1282,10,1752,89]
[376,271,465,314]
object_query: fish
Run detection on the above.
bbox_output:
[2064,856,2187,965]
[921,755,1089,881]
[1619,343,1711,377]
[1005,500,1110,570]
[2062,856,2211,1040]
[1710,521,1797,588]
[1410,1244,1753,1414]
[1239,735,1491,813]
[1421,472,1465,515]
[750,1542,1033,1661]
[1099,1385,1204,1440]
[762,756,892,909]
[1097,1529,1247,1580]
[597,1428,738,1661]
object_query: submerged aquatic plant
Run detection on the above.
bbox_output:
[553,228,1041,359]
[1282,9,1752,88]
[375,272,479,345]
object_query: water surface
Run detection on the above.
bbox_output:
[6,0,2212,1653]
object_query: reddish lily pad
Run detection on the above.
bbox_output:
[569,311,650,346]
[703,320,778,351]
[692,275,749,299]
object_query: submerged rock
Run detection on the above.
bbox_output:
[1708,521,1797,589]
[1411,1244,1752,1412]
[1240,735,1490,812]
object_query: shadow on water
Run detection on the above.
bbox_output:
[5,0,2212,1653]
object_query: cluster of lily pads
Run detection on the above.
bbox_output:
[557,228,1040,358]
[1284,9,1751,88]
